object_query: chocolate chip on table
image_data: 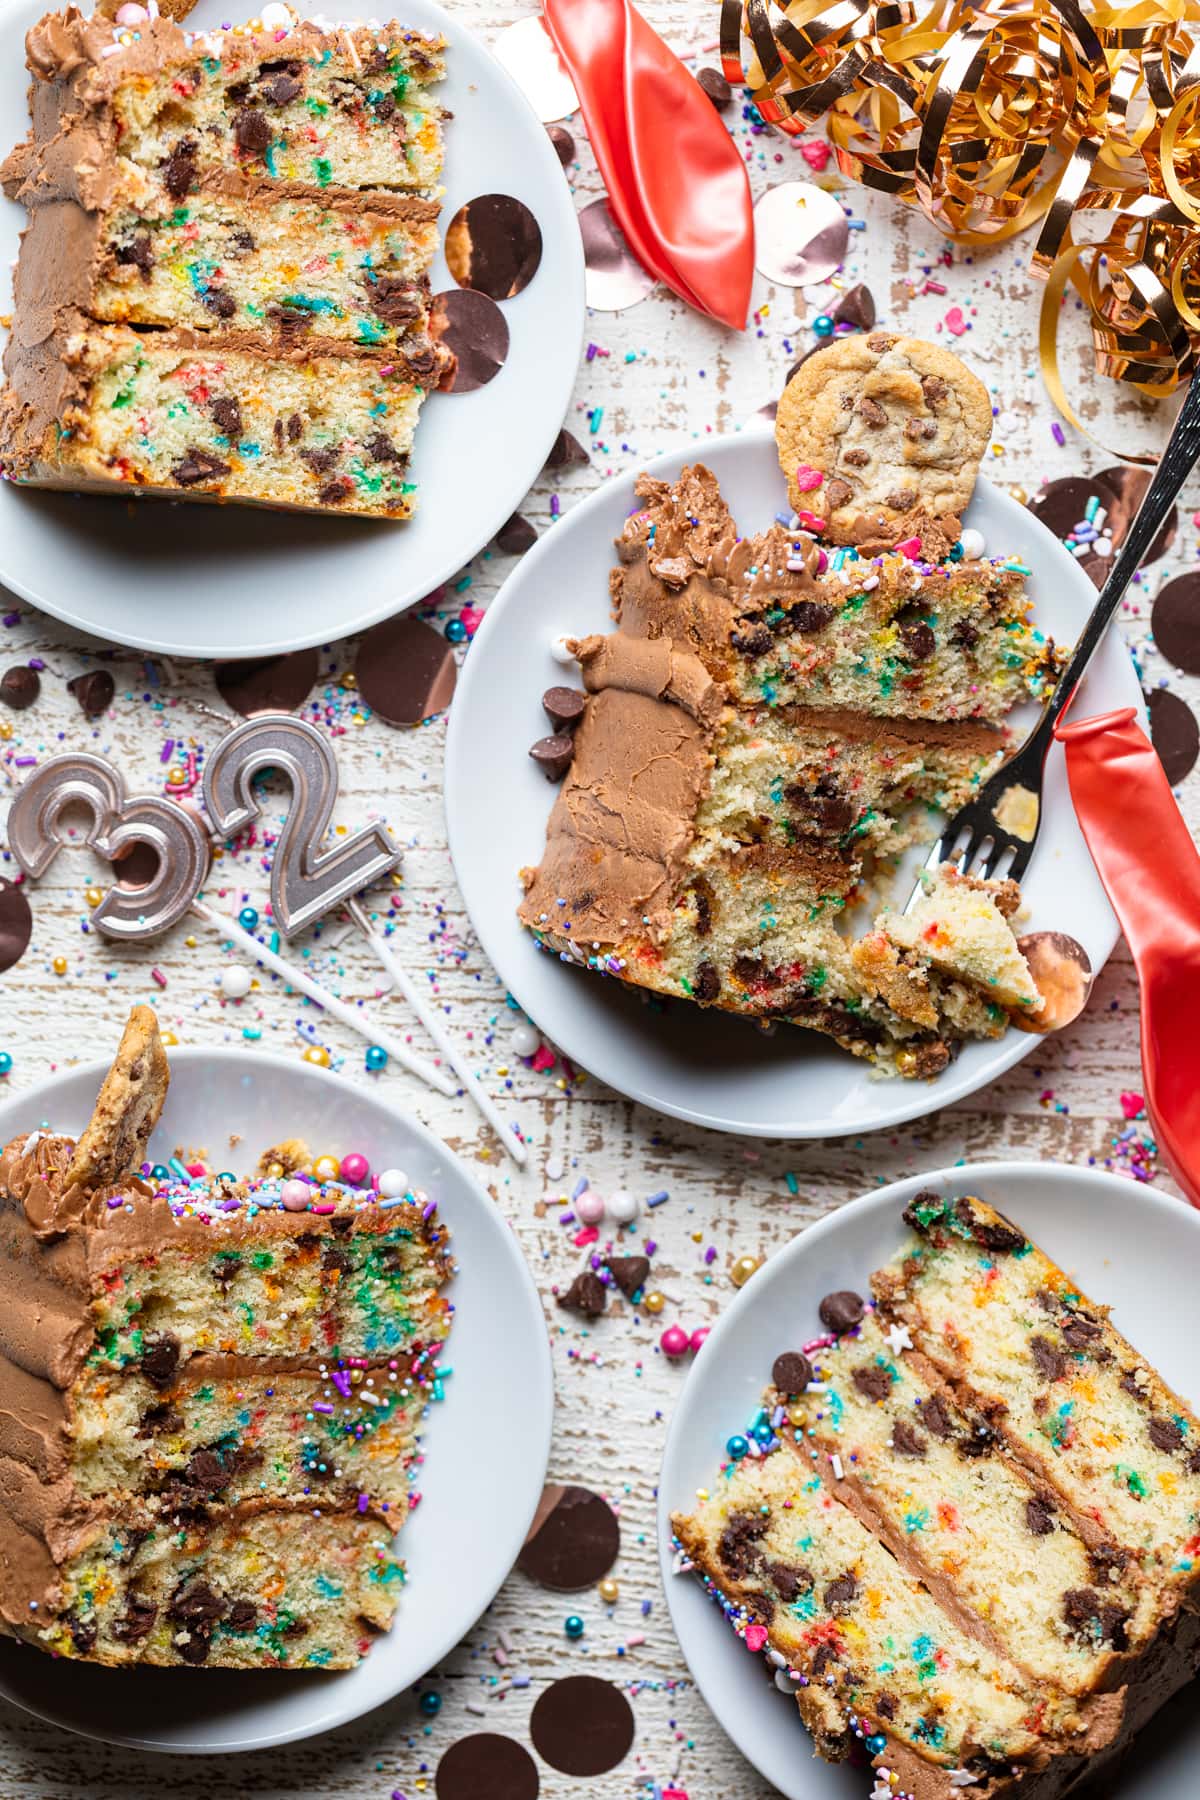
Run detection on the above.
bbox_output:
[530,733,575,781]
[557,1270,607,1317]
[542,686,587,731]
[604,1254,650,1300]
[818,1290,864,1334]
[544,427,590,471]
[696,66,732,109]
[771,1350,813,1394]
[546,123,575,165]
[829,282,876,331]
[495,512,537,554]
[0,666,39,710]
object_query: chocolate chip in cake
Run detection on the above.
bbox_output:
[852,1363,893,1402]
[691,875,716,936]
[201,287,237,318]
[899,619,936,662]
[229,227,256,254]
[140,1331,181,1390]
[1030,1336,1067,1382]
[318,478,354,506]
[227,1599,258,1632]
[951,619,980,650]
[856,396,887,426]
[1089,1542,1130,1583]
[370,276,423,327]
[233,106,272,155]
[112,1597,157,1644]
[365,432,404,464]
[823,1571,858,1611]
[263,72,302,104]
[875,1692,897,1720]
[1063,1588,1130,1649]
[495,512,537,554]
[67,1612,98,1654]
[1025,1495,1056,1536]
[891,1419,926,1457]
[209,396,243,441]
[772,1351,813,1394]
[1060,1313,1102,1351]
[818,1290,864,1334]
[140,1401,183,1436]
[765,1561,813,1603]
[604,1254,650,1300]
[696,66,732,108]
[529,733,575,781]
[301,447,339,474]
[811,1641,839,1676]
[115,232,154,280]
[286,412,303,443]
[185,1448,232,1494]
[957,1417,996,1458]
[171,448,230,487]
[67,669,115,718]
[731,622,775,656]
[954,1199,1027,1253]
[374,92,397,120]
[694,961,721,1003]
[718,1510,768,1579]
[557,1270,607,1317]
[1149,1416,1185,1453]
[787,600,835,633]
[0,666,39,710]
[162,139,198,198]
[542,686,587,732]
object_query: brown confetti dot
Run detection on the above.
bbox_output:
[753,182,849,287]
[436,1734,539,1800]
[1147,687,1199,785]
[214,650,318,717]
[0,879,33,973]
[530,1675,635,1776]
[355,614,457,727]
[579,198,657,311]
[518,1484,620,1589]
[546,123,575,165]
[431,289,510,391]
[445,194,543,300]
[1152,573,1200,675]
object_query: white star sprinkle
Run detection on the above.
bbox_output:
[949,1772,981,1788]
[885,1321,914,1354]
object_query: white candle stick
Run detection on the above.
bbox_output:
[347,899,528,1166]
[191,901,457,1099]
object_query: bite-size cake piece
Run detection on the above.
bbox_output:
[0,1008,454,1668]
[0,315,443,516]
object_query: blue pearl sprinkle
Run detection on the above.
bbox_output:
[418,1690,442,1716]
[725,1434,750,1461]
[0,1052,12,1076]
[812,313,835,338]
[866,1733,887,1755]
[151,1164,171,1181]
[752,1421,774,1445]
[564,1614,585,1639]
[365,1045,388,1072]
[238,906,259,931]
[444,617,467,644]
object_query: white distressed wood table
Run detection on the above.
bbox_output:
[0,3,1195,1795]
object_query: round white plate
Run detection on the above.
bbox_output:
[0,0,584,658]
[0,1048,553,1752]
[658,1163,1200,1800]
[445,430,1144,1138]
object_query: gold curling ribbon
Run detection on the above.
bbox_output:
[723,0,1200,427]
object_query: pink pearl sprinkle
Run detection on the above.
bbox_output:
[793,463,824,493]
[281,1179,310,1212]
[660,1324,690,1358]
[115,2,148,20]
[575,1187,605,1225]
[815,548,828,574]
[689,1327,710,1354]
[340,1151,371,1187]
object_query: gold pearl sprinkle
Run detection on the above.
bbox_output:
[598,1578,619,1604]
[266,1161,285,1179]
[643,1290,665,1315]
[731,1254,762,1289]
[0,722,12,741]
[52,956,67,976]
[311,1153,340,1180]
[302,1046,331,1068]
[84,887,103,908]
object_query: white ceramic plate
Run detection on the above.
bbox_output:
[445,429,1145,1139]
[0,1048,553,1752]
[658,1163,1200,1800]
[0,0,584,658]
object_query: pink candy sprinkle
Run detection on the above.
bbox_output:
[944,305,968,337]
[793,464,824,493]
[744,1623,769,1653]
[1120,1091,1145,1119]
[895,536,923,558]
[573,1226,599,1248]
[800,139,830,172]
[795,509,826,532]
[530,1044,556,1072]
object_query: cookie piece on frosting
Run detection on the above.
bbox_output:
[775,332,992,552]
[67,1002,169,1188]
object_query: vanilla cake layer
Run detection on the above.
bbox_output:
[9,15,445,211]
[874,1193,1200,1588]
[785,1310,1153,1693]
[57,1352,432,1520]
[18,184,441,349]
[9,1491,403,1668]
[0,317,444,516]
[672,1447,1097,1784]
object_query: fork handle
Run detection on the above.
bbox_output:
[1035,376,1200,746]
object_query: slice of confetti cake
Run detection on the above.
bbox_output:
[0,8,451,517]
[673,1198,1200,1797]
[519,456,1061,1076]
[0,1008,454,1668]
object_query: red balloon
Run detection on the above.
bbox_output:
[542,0,754,330]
